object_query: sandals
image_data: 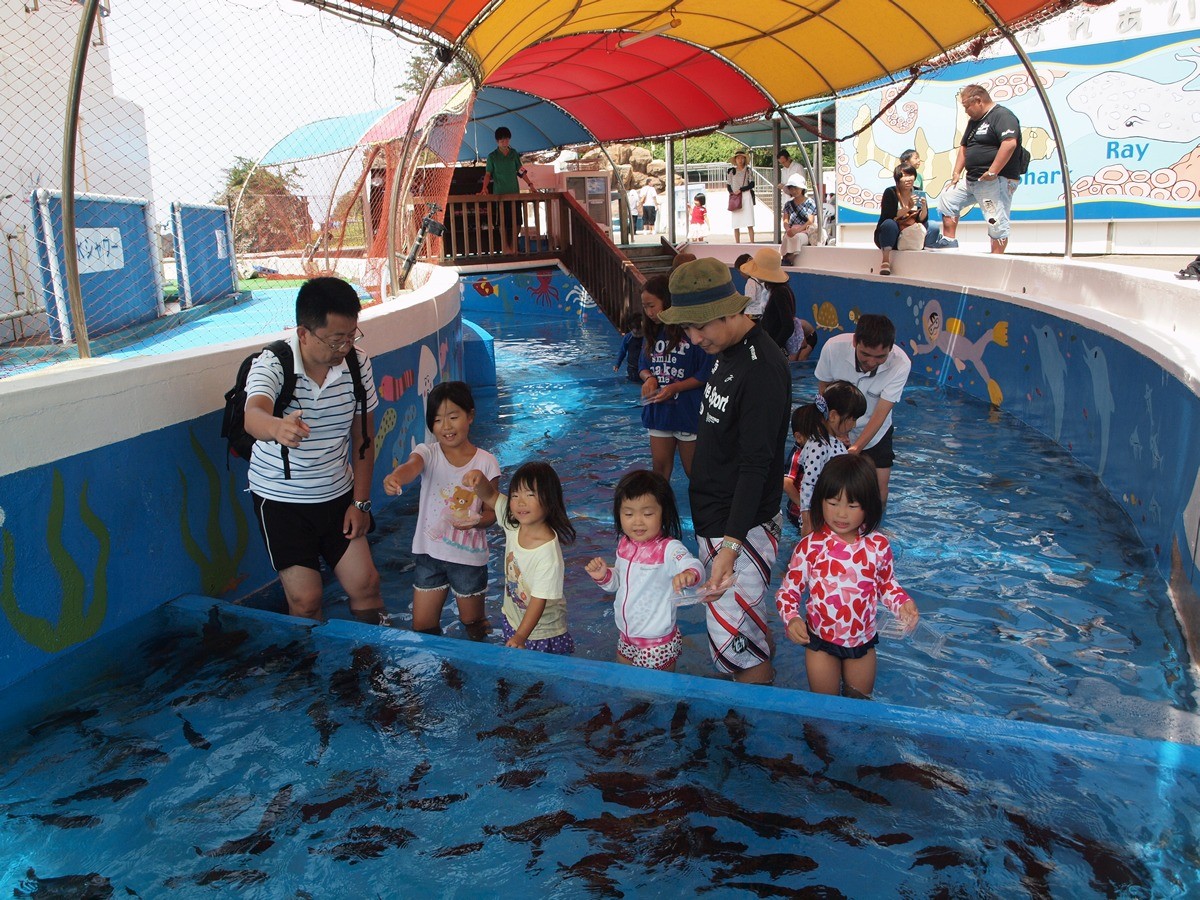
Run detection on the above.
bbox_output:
[879,261,892,276]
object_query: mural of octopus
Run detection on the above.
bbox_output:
[910,299,1009,406]
[1069,158,1200,203]
[879,85,919,133]
[527,270,560,307]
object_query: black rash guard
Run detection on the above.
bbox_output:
[689,322,791,542]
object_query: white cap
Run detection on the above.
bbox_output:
[784,173,807,191]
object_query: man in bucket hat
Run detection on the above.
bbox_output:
[660,258,791,684]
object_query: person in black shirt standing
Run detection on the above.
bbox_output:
[659,258,791,684]
[932,84,1022,254]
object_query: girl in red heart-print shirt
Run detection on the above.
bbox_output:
[775,454,918,698]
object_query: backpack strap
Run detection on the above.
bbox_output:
[345,347,370,460]
[265,340,298,480]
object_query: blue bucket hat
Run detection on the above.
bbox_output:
[658,258,749,325]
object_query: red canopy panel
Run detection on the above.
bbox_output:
[484,34,771,141]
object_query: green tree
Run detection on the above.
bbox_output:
[396,48,475,100]
[216,156,312,254]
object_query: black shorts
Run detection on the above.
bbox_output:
[499,202,524,244]
[642,207,657,227]
[807,630,878,660]
[252,490,375,573]
[862,426,895,469]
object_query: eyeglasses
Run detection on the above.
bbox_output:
[308,327,363,353]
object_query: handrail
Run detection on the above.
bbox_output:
[436,190,644,332]
[558,191,646,332]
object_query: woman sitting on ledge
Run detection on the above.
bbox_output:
[874,163,928,276]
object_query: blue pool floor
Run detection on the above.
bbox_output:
[245,308,1198,742]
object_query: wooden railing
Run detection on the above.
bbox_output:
[557,191,645,331]
[439,192,562,260]
[436,191,644,331]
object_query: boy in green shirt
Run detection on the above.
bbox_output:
[481,126,536,253]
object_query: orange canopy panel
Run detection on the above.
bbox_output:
[485,34,771,141]
[347,0,491,42]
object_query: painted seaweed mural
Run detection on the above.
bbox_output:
[179,430,248,596]
[0,470,109,652]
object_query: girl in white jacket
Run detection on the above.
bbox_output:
[585,470,704,671]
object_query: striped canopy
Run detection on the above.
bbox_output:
[332,0,1075,140]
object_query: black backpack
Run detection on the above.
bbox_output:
[221,340,369,479]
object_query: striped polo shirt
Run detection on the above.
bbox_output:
[245,332,379,503]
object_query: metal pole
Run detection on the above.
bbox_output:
[975,5,1073,257]
[596,143,627,244]
[783,114,822,254]
[665,137,676,244]
[61,0,101,358]
[386,52,453,295]
[772,119,782,244]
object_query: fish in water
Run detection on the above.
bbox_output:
[164,868,269,889]
[495,769,546,790]
[27,812,101,829]
[432,842,484,858]
[855,761,969,795]
[669,701,689,743]
[511,681,545,712]
[316,825,416,863]
[197,783,293,857]
[53,778,149,807]
[178,714,211,751]
[439,659,464,691]
[300,778,390,823]
[485,809,577,844]
[14,869,114,899]
[305,697,339,766]
[27,707,99,737]
[476,723,548,751]
[404,793,469,812]
[802,722,835,769]
[711,851,820,881]
[911,844,971,871]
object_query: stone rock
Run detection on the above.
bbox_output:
[629,147,653,173]
[646,160,667,179]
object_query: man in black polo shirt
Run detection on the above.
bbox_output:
[932,84,1023,253]
[659,258,791,684]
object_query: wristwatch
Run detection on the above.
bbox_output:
[720,538,743,557]
[353,499,372,512]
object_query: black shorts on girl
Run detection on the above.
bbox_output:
[806,630,879,660]
[252,490,375,572]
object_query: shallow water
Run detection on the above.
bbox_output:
[1,600,1196,896]
[3,309,1200,894]
[319,310,1198,741]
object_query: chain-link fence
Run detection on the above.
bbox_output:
[1,0,453,377]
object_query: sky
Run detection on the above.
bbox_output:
[103,0,419,222]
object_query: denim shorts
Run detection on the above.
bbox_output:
[412,553,488,598]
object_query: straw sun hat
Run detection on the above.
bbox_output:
[728,149,749,165]
[739,248,789,284]
[659,258,749,325]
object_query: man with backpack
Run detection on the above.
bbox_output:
[241,276,386,623]
[931,84,1026,254]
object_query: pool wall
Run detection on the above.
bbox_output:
[0,252,1197,691]
[0,267,464,692]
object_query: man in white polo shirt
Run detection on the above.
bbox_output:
[814,314,911,506]
[244,276,386,623]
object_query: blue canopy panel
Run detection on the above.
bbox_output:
[720,99,837,148]
[460,86,593,161]
[259,107,391,165]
